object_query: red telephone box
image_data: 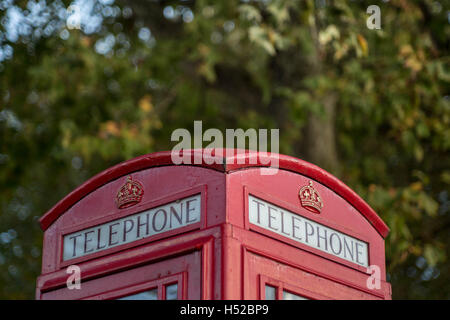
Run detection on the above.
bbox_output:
[36,149,391,300]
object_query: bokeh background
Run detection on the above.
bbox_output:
[0,0,449,299]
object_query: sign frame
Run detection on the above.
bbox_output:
[57,184,207,268]
[243,185,372,274]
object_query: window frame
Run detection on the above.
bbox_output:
[85,272,185,300]
[259,274,329,300]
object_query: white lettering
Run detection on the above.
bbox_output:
[63,194,201,261]
[248,195,369,267]
[170,121,280,175]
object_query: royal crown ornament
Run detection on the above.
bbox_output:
[299,180,323,214]
[115,176,144,209]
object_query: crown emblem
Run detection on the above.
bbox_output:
[115,176,144,209]
[299,180,323,214]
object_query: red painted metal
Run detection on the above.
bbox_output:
[37,149,391,300]
[37,229,219,299]
[42,255,198,300]
[241,185,373,274]
[56,185,207,269]
[39,149,389,238]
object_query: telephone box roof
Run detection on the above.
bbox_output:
[39,149,389,238]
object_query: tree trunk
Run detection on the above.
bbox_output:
[302,5,340,175]
[304,93,339,174]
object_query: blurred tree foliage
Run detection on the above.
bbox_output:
[0,0,449,299]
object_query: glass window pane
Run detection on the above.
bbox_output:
[283,290,308,300]
[165,283,178,300]
[265,285,277,300]
[118,288,158,300]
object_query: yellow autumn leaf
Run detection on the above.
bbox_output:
[357,34,368,56]
[405,56,422,72]
[139,95,153,113]
[103,121,120,137]
[267,28,276,44]
[319,25,340,46]
[410,182,423,191]
[399,44,413,57]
